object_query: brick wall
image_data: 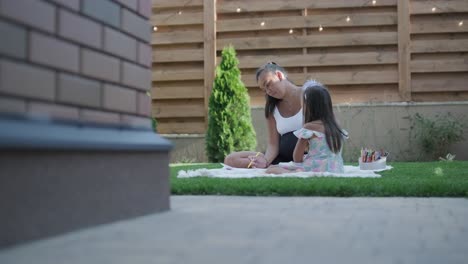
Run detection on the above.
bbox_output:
[0,0,153,129]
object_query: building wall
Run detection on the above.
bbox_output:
[0,0,153,128]
[0,0,174,248]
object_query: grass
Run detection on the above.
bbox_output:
[170,161,468,197]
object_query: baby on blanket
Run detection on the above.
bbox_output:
[266,81,348,175]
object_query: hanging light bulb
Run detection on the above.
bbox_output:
[236,7,241,13]
[177,10,182,15]
[372,0,377,5]
[318,25,323,31]
[346,16,351,22]
[260,21,265,26]
[289,29,294,34]
[152,26,158,32]
[431,7,436,12]
[459,21,464,26]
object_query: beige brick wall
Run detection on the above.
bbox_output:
[0,0,153,130]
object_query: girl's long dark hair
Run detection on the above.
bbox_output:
[303,82,346,153]
[255,62,287,118]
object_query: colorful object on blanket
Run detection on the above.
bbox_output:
[247,152,261,168]
[359,148,389,170]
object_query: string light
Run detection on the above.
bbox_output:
[372,0,376,5]
[431,7,436,12]
[152,26,158,32]
[177,10,182,15]
[236,7,241,13]
[346,16,351,22]
[289,29,294,34]
[459,21,464,26]
[318,25,323,31]
[260,21,265,26]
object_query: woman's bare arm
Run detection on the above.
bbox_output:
[253,115,279,168]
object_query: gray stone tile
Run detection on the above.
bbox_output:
[79,109,121,126]
[122,61,151,91]
[0,20,26,59]
[137,0,151,18]
[0,0,55,33]
[104,27,137,61]
[137,42,151,67]
[82,0,120,28]
[58,9,102,49]
[81,49,120,82]
[58,73,101,108]
[103,83,137,113]
[30,32,80,72]
[47,0,80,11]
[115,0,137,11]
[121,8,150,42]
[0,96,27,115]
[0,60,55,100]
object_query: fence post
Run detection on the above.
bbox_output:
[204,0,216,129]
[398,0,411,101]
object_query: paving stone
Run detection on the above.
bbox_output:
[0,20,27,59]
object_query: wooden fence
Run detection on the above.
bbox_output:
[151,0,468,134]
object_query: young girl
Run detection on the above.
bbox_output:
[266,80,348,174]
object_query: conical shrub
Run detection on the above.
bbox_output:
[206,45,257,162]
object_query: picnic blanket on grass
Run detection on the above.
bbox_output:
[177,164,392,178]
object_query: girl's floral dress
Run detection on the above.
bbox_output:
[278,128,346,173]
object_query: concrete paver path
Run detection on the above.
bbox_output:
[1,196,467,264]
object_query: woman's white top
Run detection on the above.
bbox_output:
[273,107,303,136]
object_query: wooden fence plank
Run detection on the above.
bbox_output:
[330,85,402,103]
[217,32,397,50]
[218,13,397,32]
[153,100,206,118]
[411,39,468,53]
[412,92,468,102]
[152,85,204,99]
[157,120,206,134]
[152,31,204,45]
[397,0,411,101]
[152,68,204,81]
[151,12,203,26]
[242,70,398,86]
[153,49,204,63]
[218,0,397,13]
[153,0,204,9]
[250,85,402,105]
[236,51,398,68]
[204,0,216,129]
[412,73,468,92]
[411,0,468,14]
[411,18,468,34]
[411,58,468,73]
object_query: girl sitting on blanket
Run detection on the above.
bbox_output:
[266,80,348,174]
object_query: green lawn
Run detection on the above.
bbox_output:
[170,161,468,197]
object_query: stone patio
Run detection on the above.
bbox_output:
[1,196,467,264]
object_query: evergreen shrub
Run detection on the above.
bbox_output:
[205,45,257,162]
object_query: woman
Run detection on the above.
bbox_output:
[224,62,304,168]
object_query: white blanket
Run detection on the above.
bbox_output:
[177,164,392,178]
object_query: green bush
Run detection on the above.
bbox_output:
[151,117,158,132]
[205,45,257,162]
[413,112,465,160]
